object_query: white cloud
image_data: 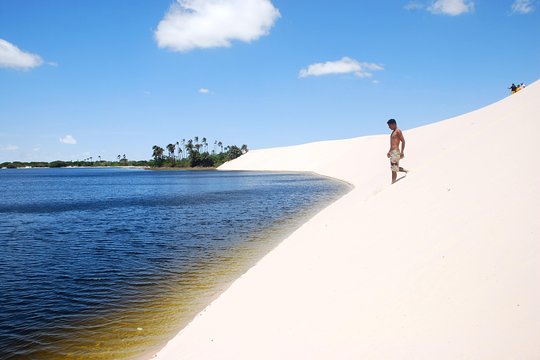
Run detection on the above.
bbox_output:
[59,135,77,145]
[512,0,535,13]
[372,79,380,85]
[0,38,43,69]
[1,144,19,151]
[299,57,384,78]
[47,61,59,67]
[428,0,474,15]
[199,87,210,94]
[155,0,280,52]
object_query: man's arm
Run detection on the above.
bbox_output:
[399,130,406,158]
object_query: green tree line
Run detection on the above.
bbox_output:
[0,158,150,169]
[151,137,248,168]
[0,138,247,169]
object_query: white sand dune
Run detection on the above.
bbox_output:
[154,81,540,359]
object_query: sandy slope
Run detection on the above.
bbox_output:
[153,81,540,359]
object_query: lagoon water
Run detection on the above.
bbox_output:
[0,168,349,359]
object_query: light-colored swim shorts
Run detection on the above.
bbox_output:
[389,149,401,172]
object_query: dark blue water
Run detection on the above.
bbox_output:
[0,168,349,359]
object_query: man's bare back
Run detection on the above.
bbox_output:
[386,119,407,184]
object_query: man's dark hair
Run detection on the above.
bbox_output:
[387,119,396,125]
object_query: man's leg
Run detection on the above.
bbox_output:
[398,167,408,173]
[391,161,398,183]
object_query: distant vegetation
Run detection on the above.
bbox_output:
[0,159,150,169]
[0,138,248,169]
[151,137,248,168]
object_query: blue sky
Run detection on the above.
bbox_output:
[1,0,539,162]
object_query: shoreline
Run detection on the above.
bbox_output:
[0,165,150,170]
[151,80,540,359]
[145,166,216,171]
[0,166,218,171]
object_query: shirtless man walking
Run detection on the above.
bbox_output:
[387,118,407,184]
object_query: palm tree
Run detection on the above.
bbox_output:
[185,140,194,157]
[218,141,223,153]
[202,137,207,153]
[117,155,121,163]
[241,144,248,154]
[152,145,164,165]
[176,141,180,160]
[122,154,127,164]
[166,143,175,158]
[98,155,101,163]
[166,143,176,165]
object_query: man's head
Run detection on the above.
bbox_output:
[387,118,397,130]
